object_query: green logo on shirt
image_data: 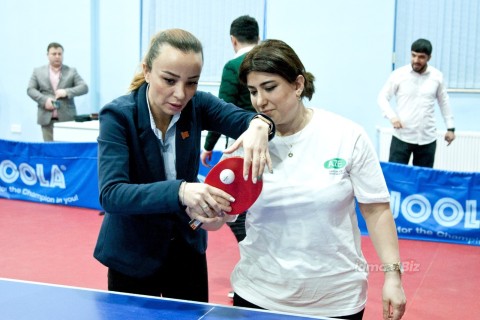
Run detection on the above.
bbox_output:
[324,158,346,169]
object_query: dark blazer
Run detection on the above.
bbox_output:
[94,83,256,278]
[27,64,88,125]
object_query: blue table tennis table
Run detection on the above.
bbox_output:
[0,278,332,320]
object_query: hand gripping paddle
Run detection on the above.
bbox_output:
[189,156,263,230]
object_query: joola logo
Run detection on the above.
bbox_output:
[324,158,346,169]
[390,191,478,229]
[0,160,66,189]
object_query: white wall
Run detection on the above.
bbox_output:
[0,0,478,145]
[266,0,396,143]
[96,0,141,109]
[1,0,90,141]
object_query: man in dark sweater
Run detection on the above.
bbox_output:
[200,15,260,248]
[201,15,259,163]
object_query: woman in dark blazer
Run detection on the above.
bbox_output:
[93,29,274,302]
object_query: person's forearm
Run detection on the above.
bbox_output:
[360,203,401,264]
[204,131,221,151]
[377,85,397,120]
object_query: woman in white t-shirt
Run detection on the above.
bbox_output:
[230,39,406,320]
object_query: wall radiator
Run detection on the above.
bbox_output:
[377,127,480,172]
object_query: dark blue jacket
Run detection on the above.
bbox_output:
[93,83,254,277]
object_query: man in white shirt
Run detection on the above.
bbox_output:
[377,38,455,168]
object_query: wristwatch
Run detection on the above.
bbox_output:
[382,262,404,274]
[447,128,455,132]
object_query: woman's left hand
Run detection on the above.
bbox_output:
[224,117,272,183]
[186,207,236,231]
[382,274,407,319]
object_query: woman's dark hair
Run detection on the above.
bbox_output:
[239,39,315,100]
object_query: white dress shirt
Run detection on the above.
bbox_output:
[146,85,179,180]
[234,45,256,58]
[377,64,455,145]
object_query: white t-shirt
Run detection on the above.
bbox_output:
[231,108,390,317]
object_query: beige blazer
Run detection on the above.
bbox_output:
[27,64,88,125]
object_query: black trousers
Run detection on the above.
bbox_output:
[226,212,247,242]
[233,293,364,320]
[389,136,437,168]
[107,236,208,302]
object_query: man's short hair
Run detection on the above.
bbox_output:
[411,38,432,55]
[47,42,64,52]
[230,15,259,44]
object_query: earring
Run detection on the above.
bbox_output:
[297,90,303,100]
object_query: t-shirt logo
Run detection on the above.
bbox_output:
[324,158,346,169]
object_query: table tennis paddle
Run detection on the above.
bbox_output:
[189,156,263,230]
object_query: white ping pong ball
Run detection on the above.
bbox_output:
[220,169,235,185]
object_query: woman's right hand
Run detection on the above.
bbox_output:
[180,182,234,219]
[224,116,273,184]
